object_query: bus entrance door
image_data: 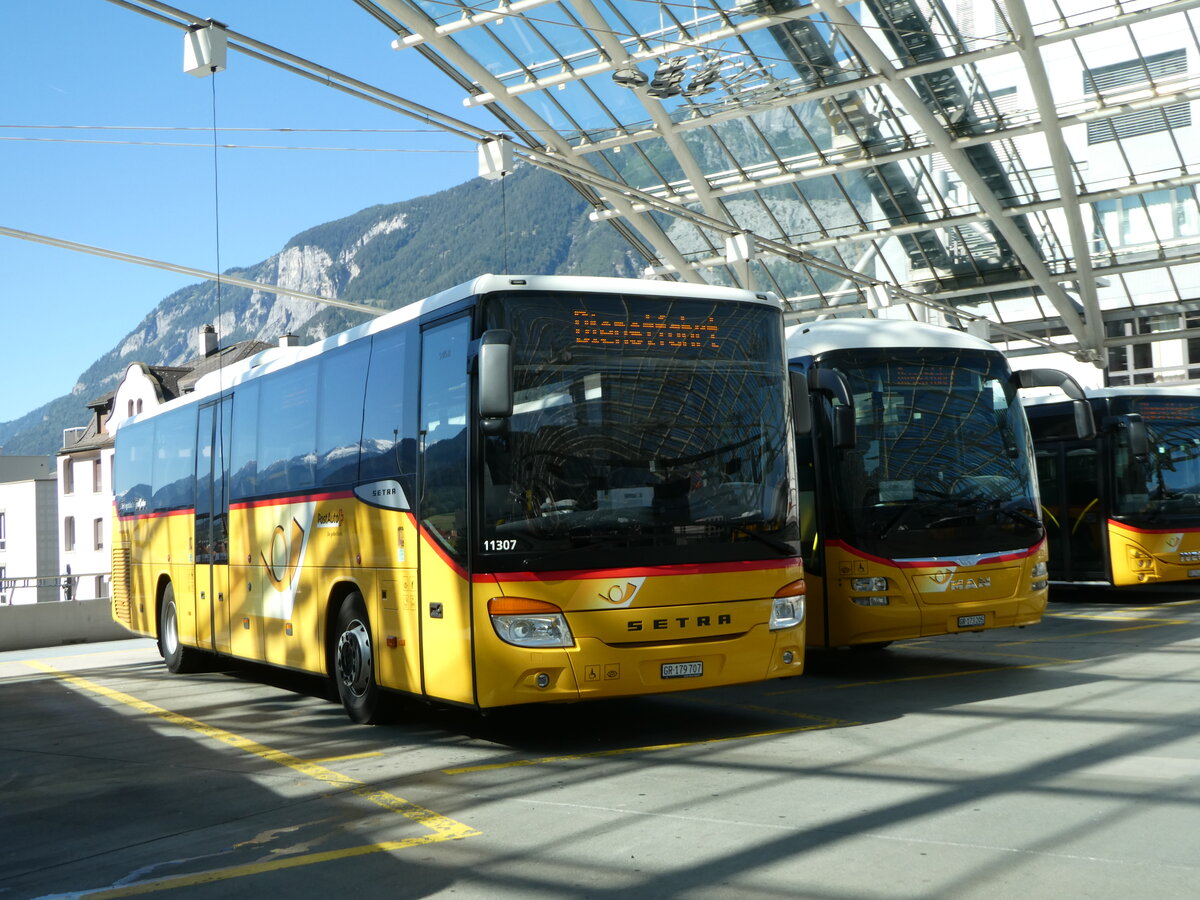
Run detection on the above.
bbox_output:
[195,399,233,654]
[416,316,474,705]
[1036,443,1105,581]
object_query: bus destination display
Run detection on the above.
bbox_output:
[573,309,720,350]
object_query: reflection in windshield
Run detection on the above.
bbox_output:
[823,349,1042,558]
[1112,398,1200,520]
[481,292,797,570]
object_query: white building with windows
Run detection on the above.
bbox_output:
[55,325,274,603]
[0,456,58,605]
[58,394,121,603]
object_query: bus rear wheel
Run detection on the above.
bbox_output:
[159,583,204,673]
[333,593,389,724]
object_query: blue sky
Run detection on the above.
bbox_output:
[2,1,497,423]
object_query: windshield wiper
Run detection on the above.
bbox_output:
[995,506,1041,529]
[728,523,797,556]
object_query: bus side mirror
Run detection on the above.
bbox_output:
[809,367,856,449]
[478,329,513,430]
[1016,368,1096,440]
[1107,413,1150,458]
[789,370,812,436]
[1073,401,1098,442]
[832,405,856,450]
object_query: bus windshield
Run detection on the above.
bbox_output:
[479,291,797,570]
[821,348,1041,559]
[1110,396,1200,522]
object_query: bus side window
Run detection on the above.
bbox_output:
[361,327,417,498]
[151,409,196,513]
[420,319,470,558]
[115,419,155,514]
[229,382,259,501]
[316,341,370,488]
[257,358,318,497]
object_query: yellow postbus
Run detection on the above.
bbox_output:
[112,275,807,723]
[787,319,1092,649]
[1027,386,1200,587]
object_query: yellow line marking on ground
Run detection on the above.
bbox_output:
[939,648,1081,663]
[766,659,1072,695]
[443,722,839,775]
[25,661,479,897]
[299,751,385,764]
[679,693,860,728]
[1046,611,1190,625]
[44,836,453,899]
[1029,621,1188,641]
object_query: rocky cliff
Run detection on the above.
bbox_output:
[0,165,642,455]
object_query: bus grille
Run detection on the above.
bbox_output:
[111,546,132,626]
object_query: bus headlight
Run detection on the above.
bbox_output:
[1127,548,1154,570]
[851,576,889,592]
[1031,561,1049,590]
[488,597,574,648]
[770,580,806,630]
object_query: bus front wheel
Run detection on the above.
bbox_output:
[333,593,388,724]
[159,583,204,673]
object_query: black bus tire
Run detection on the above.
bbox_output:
[333,592,390,724]
[160,583,205,673]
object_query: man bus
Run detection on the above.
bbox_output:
[787,318,1092,649]
[112,275,807,723]
[1027,386,1200,587]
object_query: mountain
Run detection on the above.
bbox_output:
[0,164,643,456]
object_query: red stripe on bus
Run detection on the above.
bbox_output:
[1109,519,1200,536]
[825,538,1044,569]
[116,507,194,522]
[229,490,356,510]
[480,556,801,583]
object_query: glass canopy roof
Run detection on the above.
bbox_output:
[362,2,1200,372]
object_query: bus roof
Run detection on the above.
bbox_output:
[1081,385,1200,399]
[121,274,781,428]
[1023,384,1200,408]
[785,317,994,360]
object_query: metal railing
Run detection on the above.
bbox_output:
[0,573,110,605]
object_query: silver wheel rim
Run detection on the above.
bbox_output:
[163,601,179,656]
[336,619,373,698]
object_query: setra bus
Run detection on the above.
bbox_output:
[111,275,808,723]
[787,318,1093,648]
[1026,385,1200,587]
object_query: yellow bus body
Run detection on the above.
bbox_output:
[113,495,805,707]
[807,540,1048,647]
[1107,520,1200,587]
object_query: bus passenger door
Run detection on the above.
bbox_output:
[195,399,232,653]
[416,315,475,705]
[1037,442,1105,581]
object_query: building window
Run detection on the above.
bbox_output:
[1188,310,1200,379]
[136,399,143,414]
[63,460,74,495]
[128,400,134,417]
[95,575,108,599]
[1093,188,1200,252]
[93,518,104,551]
[0,565,6,604]
[93,458,103,493]
[1085,50,1190,144]
[0,510,5,550]
[64,516,75,552]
